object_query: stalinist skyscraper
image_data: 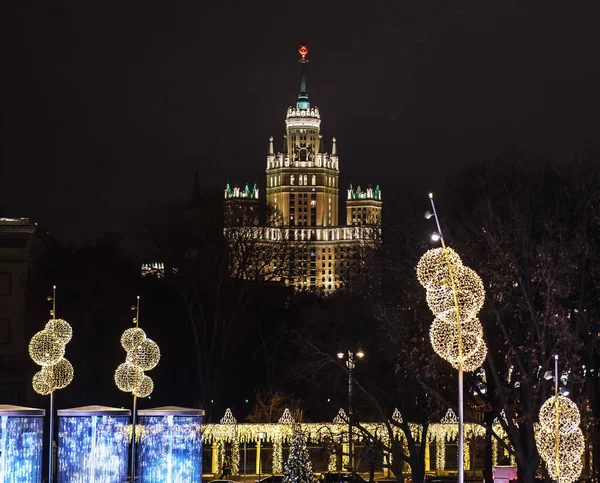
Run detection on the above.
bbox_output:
[225,46,382,292]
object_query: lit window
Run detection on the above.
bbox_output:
[290,175,295,185]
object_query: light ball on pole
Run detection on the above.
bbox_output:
[127,338,160,371]
[115,362,144,393]
[121,327,146,352]
[45,319,73,344]
[29,330,65,367]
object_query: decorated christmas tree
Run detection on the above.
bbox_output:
[283,424,314,483]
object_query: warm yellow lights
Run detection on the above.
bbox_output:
[416,247,463,290]
[539,396,581,434]
[121,327,147,352]
[114,362,144,392]
[536,395,584,483]
[45,319,73,345]
[425,266,485,324]
[29,290,74,396]
[417,247,487,372]
[33,358,74,395]
[114,301,160,399]
[127,338,160,371]
[29,330,65,367]
[133,374,154,398]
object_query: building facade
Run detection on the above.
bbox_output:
[0,218,54,403]
[225,46,382,292]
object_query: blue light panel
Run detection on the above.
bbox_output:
[58,415,129,483]
[137,415,203,482]
[0,415,44,483]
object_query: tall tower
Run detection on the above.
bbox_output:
[225,45,382,293]
[266,45,339,229]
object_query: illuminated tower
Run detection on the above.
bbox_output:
[225,45,382,292]
[266,45,339,228]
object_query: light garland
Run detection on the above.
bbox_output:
[201,410,516,474]
[535,395,584,483]
[417,247,487,372]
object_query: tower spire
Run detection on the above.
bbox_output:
[297,45,309,110]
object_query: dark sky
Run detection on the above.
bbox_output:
[2,1,600,243]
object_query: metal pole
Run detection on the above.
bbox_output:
[458,369,464,483]
[49,391,54,483]
[430,194,464,483]
[131,394,138,482]
[348,351,354,472]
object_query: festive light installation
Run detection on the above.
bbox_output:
[28,286,74,483]
[137,407,205,483]
[57,406,130,483]
[0,405,45,483]
[200,407,521,475]
[417,194,487,483]
[114,296,160,483]
[535,357,584,483]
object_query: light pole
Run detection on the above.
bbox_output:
[337,349,365,472]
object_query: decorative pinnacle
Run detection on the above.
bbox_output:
[298,45,308,62]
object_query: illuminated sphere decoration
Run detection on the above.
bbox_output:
[47,358,75,390]
[134,375,154,398]
[115,362,144,393]
[29,330,65,367]
[535,394,584,483]
[121,327,146,352]
[127,338,161,371]
[115,321,160,398]
[539,396,581,435]
[416,247,463,290]
[417,247,487,373]
[425,266,485,324]
[45,318,73,344]
[32,369,53,396]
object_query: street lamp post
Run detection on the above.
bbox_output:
[337,349,364,472]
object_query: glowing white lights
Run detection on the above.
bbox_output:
[0,406,45,483]
[137,408,205,483]
[57,407,130,483]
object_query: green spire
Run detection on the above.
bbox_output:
[296,45,310,110]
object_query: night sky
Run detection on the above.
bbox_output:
[2,1,600,243]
